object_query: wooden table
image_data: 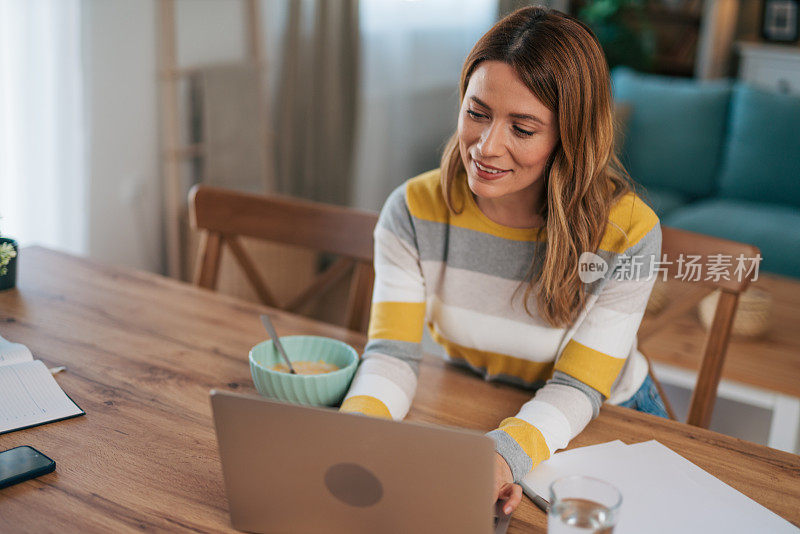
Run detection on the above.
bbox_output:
[1,247,799,533]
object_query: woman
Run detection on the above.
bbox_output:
[340,6,666,515]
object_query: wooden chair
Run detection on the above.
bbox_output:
[639,226,761,429]
[189,185,379,333]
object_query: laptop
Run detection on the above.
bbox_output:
[210,390,509,534]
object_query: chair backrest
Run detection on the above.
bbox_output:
[189,185,379,333]
[640,226,761,428]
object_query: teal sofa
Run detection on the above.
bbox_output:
[612,67,800,279]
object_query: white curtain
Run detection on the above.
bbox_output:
[0,0,86,254]
[274,0,360,206]
[351,0,498,211]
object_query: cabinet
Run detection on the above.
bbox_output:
[737,42,800,95]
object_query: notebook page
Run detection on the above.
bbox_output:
[0,334,34,365]
[0,360,84,434]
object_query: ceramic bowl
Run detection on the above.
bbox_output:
[249,335,358,406]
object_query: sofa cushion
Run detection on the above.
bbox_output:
[718,85,800,209]
[663,199,800,279]
[638,186,689,218]
[612,67,732,198]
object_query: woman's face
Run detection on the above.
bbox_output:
[458,61,559,210]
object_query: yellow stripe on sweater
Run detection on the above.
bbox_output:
[430,326,554,384]
[403,171,660,252]
[340,395,392,419]
[404,170,450,224]
[497,417,550,469]
[599,191,659,254]
[404,171,545,243]
[554,339,626,397]
[368,301,426,343]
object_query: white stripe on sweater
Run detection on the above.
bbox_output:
[429,297,566,362]
[571,307,644,359]
[533,383,594,434]
[373,225,425,303]
[344,372,413,421]
[514,398,573,456]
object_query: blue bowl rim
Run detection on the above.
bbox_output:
[249,335,359,379]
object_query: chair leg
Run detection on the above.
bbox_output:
[687,290,739,428]
[194,231,223,290]
[345,262,374,333]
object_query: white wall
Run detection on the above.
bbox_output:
[80,0,489,271]
[81,0,256,273]
[175,0,246,65]
[83,1,160,272]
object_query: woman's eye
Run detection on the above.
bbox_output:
[514,126,534,137]
[466,109,486,120]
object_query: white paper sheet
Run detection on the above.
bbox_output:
[522,439,798,533]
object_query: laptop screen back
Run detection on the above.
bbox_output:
[210,390,495,534]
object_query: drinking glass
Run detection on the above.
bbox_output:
[548,475,622,533]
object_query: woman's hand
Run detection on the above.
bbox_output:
[494,452,523,515]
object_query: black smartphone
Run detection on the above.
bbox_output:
[0,446,56,489]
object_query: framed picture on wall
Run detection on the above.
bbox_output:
[762,0,800,43]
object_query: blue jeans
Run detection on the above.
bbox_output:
[618,375,669,419]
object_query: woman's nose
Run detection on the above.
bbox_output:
[477,122,505,158]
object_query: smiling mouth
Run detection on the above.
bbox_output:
[472,159,511,177]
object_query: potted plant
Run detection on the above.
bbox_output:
[577,0,656,72]
[0,223,18,291]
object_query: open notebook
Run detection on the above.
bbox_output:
[0,335,84,434]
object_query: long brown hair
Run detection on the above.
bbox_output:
[440,6,632,328]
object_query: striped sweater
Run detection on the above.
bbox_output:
[340,169,661,481]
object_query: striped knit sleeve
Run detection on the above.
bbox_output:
[489,197,661,481]
[340,184,425,420]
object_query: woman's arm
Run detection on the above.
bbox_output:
[489,219,662,482]
[340,184,426,420]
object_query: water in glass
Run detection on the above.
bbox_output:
[548,497,614,534]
